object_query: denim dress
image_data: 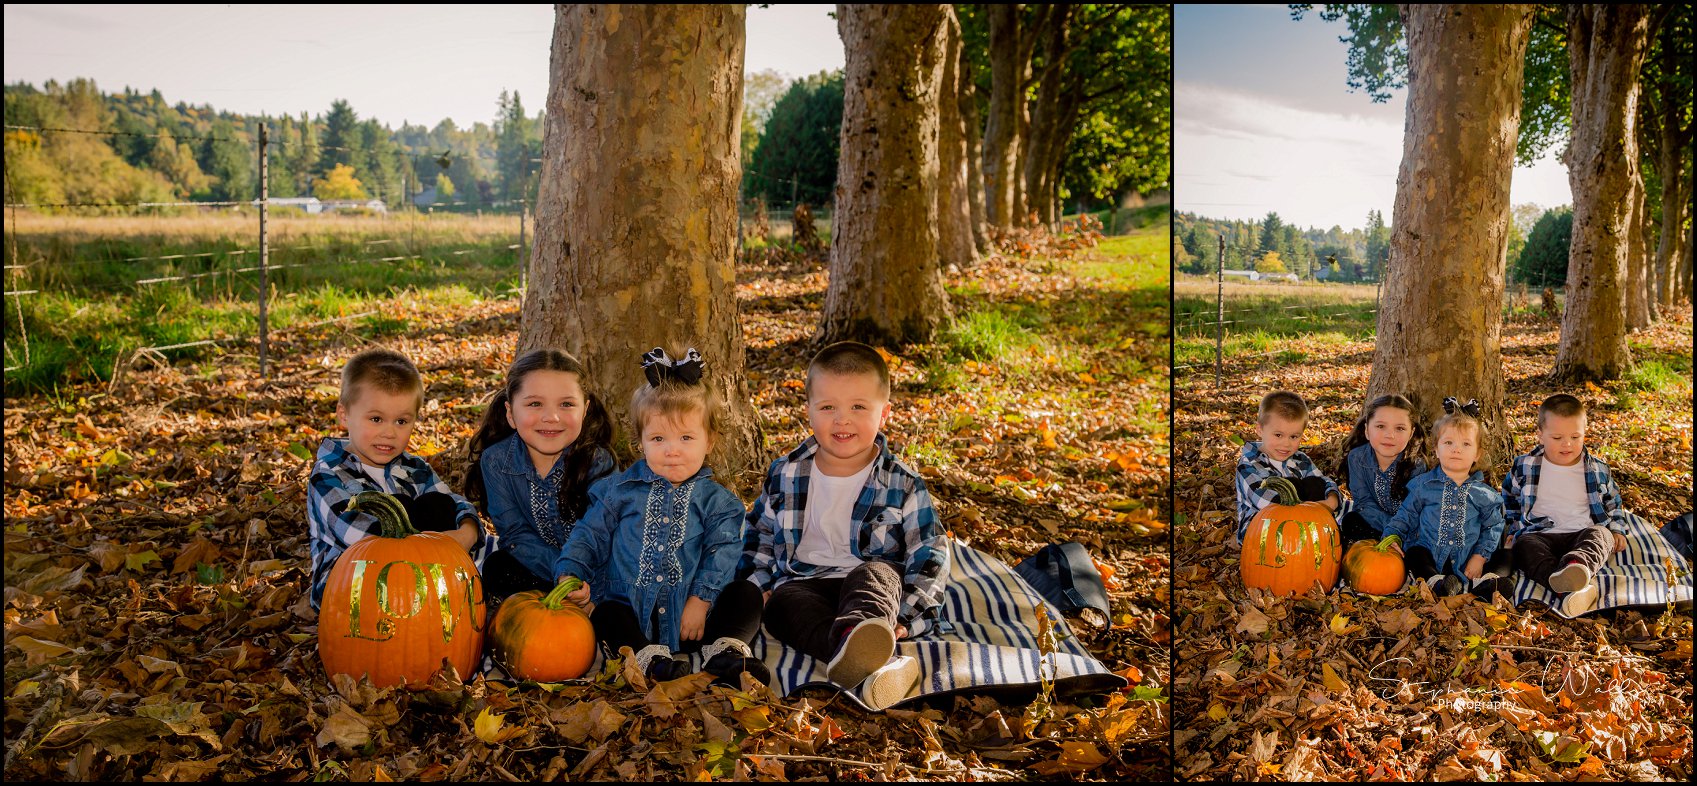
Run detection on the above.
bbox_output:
[480,432,615,583]
[553,460,747,651]
[1383,467,1505,575]
[1344,443,1427,535]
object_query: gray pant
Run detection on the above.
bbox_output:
[763,560,903,663]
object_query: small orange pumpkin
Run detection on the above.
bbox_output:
[318,491,486,688]
[491,577,597,681]
[1342,537,1406,595]
[1240,477,1342,596]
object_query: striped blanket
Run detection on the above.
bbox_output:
[482,541,1127,709]
[1508,512,1695,618]
[746,540,1127,710]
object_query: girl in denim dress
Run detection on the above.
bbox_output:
[1382,399,1511,599]
[554,348,768,686]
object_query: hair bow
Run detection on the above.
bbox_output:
[642,347,704,386]
[1442,396,1481,418]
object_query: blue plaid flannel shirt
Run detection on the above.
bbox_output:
[738,435,950,636]
[1503,445,1628,540]
[307,437,489,610]
[1234,441,1348,541]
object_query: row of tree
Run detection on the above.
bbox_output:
[740,5,1171,233]
[1294,4,1693,463]
[520,5,1172,474]
[1173,210,1392,283]
[2,80,544,210]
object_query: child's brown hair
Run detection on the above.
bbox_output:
[1432,397,1488,470]
[1537,394,1585,429]
[1258,390,1308,425]
[806,341,891,399]
[340,348,423,409]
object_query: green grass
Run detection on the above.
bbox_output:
[3,215,524,393]
[1173,279,1379,368]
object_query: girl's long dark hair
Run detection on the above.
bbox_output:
[463,349,615,527]
[1335,393,1425,504]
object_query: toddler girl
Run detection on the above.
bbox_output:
[1334,394,1428,545]
[555,347,767,686]
[1383,398,1510,599]
[465,349,617,603]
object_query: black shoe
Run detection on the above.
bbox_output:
[1468,576,1500,600]
[645,656,690,682]
[703,651,771,688]
[1429,574,1465,597]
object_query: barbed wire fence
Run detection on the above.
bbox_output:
[2,122,531,382]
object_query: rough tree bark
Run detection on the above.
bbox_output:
[818,4,952,346]
[962,81,990,256]
[937,7,980,270]
[982,4,1027,230]
[1366,4,1532,461]
[1023,6,1071,228]
[520,5,761,476]
[1647,35,1694,310]
[1626,174,1655,329]
[1554,4,1651,381]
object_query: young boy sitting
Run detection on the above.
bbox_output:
[740,342,949,708]
[1505,394,1629,616]
[307,348,489,610]
[1233,391,1346,546]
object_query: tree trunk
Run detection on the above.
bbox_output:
[982,4,1022,230]
[1629,172,1657,327]
[937,8,979,271]
[521,5,761,477]
[1024,6,1071,228]
[1653,81,1693,309]
[961,82,990,256]
[1367,4,1532,462]
[819,4,952,346]
[1555,4,1651,381]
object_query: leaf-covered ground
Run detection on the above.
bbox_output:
[1172,307,1694,781]
[3,225,1169,780]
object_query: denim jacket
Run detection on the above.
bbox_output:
[479,432,616,583]
[1234,441,1349,541]
[552,460,747,651]
[1383,467,1505,575]
[737,434,950,637]
[1344,443,1426,535]
[1502,445,1628,540]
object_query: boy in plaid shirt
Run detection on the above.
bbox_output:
[307,348,489,610]
[740,342,947,708]
[1233,391,1347,546]
[1505,394,1628,616]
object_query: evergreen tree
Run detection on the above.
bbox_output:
[315,99,361,179]
[1515,207,1573,289]
[1259,211,1284,256]
[746,71,844,206]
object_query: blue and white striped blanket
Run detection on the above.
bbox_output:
[748,540,1126,710]
[1509,512,1694,618]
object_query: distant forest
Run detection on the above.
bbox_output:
[1175,203,1569,286]
[3,79,543,211]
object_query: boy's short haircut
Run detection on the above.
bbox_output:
[1258,390,1308,426]
[1537,394,1586,429]
[806,341,891,398]
[340,348,423,409]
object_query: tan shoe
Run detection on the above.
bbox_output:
[861,655,920,711]
[826,618,895,690]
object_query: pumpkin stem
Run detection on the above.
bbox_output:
[543,577,584,610]
[347,491,420,539]
[1258,476,1302,506]
[1376,534,1401,552]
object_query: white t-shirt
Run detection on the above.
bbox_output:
[361,461,394,493]
[1530,458,1593,534]
[794,460,878,572]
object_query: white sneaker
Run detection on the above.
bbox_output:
[1548,561,1592,593]
[1560,583,1601,616]
[861,655,920,711]
[826,618,895,689]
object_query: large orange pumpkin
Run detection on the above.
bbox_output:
[1240,477,1342,596]
[1342,537,1406,596]
[491,577,597,681]
[318,491,487,688]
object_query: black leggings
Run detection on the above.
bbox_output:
[1405,545,1512,600]
[590,579,764,655]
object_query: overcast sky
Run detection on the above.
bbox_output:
[1175,4,1572,231]
[2,4,844,130]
